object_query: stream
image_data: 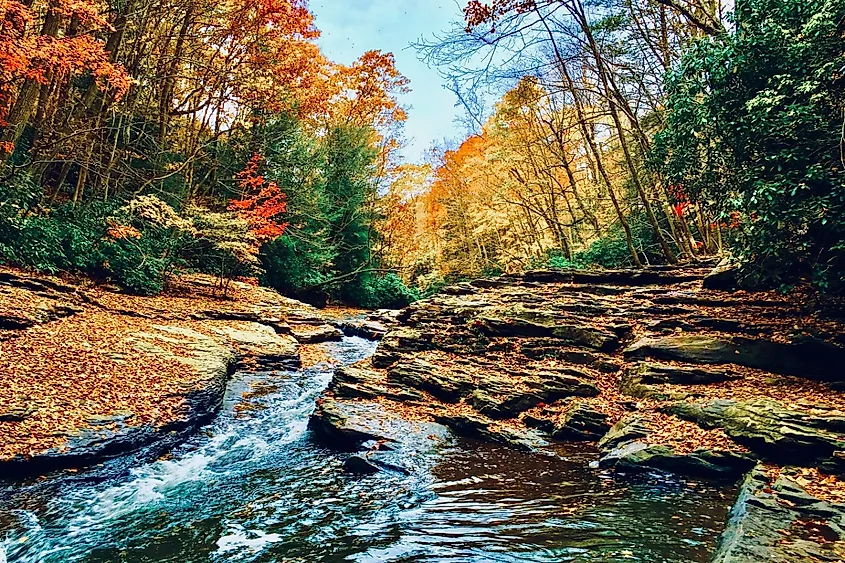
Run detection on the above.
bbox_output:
[0,336,734,562]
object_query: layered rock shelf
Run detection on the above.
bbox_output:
[0,268,343,478]
[311,266,845,561]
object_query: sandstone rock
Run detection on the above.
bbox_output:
[478,307,621,351]
[433,412,542,451]
[521,371,600,400]
[703,257,739,291]
[309,399,394,451]
[519,268,706,286]
[214,322,300,370]
[596,415,755,478]
[343,454,380,475]
[0,406,35,422]
[468,390,543,419]
[625,334,845,381]
[387,358,475,402]
[290,324,344,344]
[713,466,845,562]
[599,441,755,478]
[440,283,476,296]
[372,327,432,368]
[634,361,741,385]
[665,399,845,472]
[1,325,237,478]
[551,401,611,441]
[334,319,387,340]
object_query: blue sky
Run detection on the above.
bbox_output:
[310,0,466,163]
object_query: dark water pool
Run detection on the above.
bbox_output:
[0,337,734,562]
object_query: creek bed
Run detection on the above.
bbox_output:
[0,337,734,562]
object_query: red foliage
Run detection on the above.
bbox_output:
[230,154,289,242]
[668,184,691,217]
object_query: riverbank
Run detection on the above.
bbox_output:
[0,267,351,477]
[311,266,845,561]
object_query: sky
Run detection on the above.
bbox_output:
[310,0,467,163]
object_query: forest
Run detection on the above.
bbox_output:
[0,0,842,305]
[2,2,845,561]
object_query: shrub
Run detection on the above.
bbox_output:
[186,206,262,293]
[544,212,667,270]
[338,272,420,309]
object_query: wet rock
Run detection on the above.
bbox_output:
[343,454,380,475]
[334,319,387,340]
[625,334,845,381]
[665,399,845,472]
[599,442,755,478]
[0,326,237,478]
[713,466,845,562]
[329,365,387,399]
[308,399,393,451]
[433,412,542,451]
[596,415,755,478]
[597,415,651,451]
[551,401,611,441]
[290,324,344,344]
[387,358,476,402]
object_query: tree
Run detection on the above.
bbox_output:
[654,0,845,289]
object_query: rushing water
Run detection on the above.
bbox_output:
[0,337,734,562]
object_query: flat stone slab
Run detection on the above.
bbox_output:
[625,334,845,381]
[665,399,845,473]
[713,466,845,562]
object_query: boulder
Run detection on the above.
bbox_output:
[372,327,432,368]
[433,412,542,451]
[214,322,300,369]
[308,399,394,451]
[468,390,543,419]
[596,415,755,478]
[713,466,845,562]
[521,372,600,401]
[333,319,387,341]
[478,306,621,351]
[599,441,755,478]
[343,454,380,475]
[0,325,237,478]
[703,257,739,291]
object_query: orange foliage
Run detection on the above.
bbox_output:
[0,0,130,123]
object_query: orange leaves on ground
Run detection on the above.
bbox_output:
[231,154,289,242]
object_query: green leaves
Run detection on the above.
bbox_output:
[653,0,845,290]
